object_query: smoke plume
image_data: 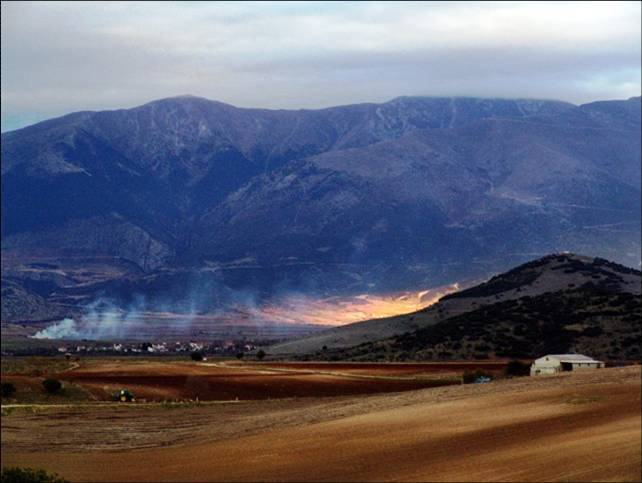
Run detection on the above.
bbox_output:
[29,283,461,340]
[31,318,82,340]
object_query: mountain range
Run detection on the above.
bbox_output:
[1,95,640,323]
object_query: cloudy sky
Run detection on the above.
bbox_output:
[1,1,640,132]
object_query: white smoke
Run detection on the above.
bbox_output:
[31,317,82,339]
[77,298,142,340]
[29,298,148,340]
[28,280,462,341]
[28,293,207,341]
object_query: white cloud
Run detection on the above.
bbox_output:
[1,1,640,131]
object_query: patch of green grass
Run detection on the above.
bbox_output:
[565,395,605,405]
[1,407,17,417]
[0,406,41,417]
[0,379,94,405]
[1,466,68,483]
[1,356,75,375]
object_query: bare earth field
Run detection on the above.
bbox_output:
[2,360,469,402]
[1,363,640,482]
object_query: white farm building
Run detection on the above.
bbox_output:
[530,354,605,376]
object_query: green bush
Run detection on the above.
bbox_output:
[256,350,266,361]
[235,352,244,360]
[1,382,16,398]
[1,466,67,483]
[504,359,531,377]
[190,351,204,362]
[42,378,62,394]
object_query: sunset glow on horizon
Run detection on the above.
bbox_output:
[247,283,461,326]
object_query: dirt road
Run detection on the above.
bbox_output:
[2,366,640,482]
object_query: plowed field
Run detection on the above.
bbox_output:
[2,363,639,482]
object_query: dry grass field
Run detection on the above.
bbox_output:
[1,361,640,482]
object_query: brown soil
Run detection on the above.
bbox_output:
[52,361,463,401]
[62,372,456,401]
[2,365,639,482]
[260,360,513,375]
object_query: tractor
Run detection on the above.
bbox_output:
[117,388,135,402]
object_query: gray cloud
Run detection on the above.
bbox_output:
[1,1,640,131]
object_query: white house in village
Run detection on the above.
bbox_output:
[530,354,605,376]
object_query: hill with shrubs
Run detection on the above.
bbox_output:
[271,253,641,361]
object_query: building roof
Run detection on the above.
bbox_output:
[548,354,602,363]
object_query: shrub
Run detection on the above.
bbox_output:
[504,360,531,377]
[581,326,604,337]
[0,466,67,483]
[190,351,204,362]
[462,370,476,384]
[235,352,244,360]
[256,350,266,361]
[1,383,16,398]
[462,369,493,384]
[42,378,62,394]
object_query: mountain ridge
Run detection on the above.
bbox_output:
[7,93,635,139]
[2,95,640,323]
[10,93,637,136]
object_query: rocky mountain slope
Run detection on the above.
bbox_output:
[2,96,640,322]
[268,254,641,360]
